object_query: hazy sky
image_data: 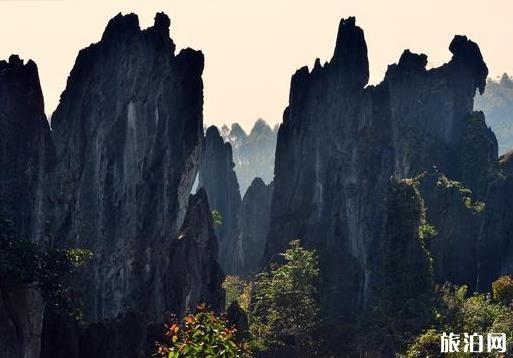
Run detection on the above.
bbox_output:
[0,0,511,130]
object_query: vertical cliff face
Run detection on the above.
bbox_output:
[0,55,54,242]
[0,56,54,358]
[265,17,488,321]
[199,126,242,274]
[477,174,513,291]
[419,173,483,287]
[238,178,273,276]
[166,189,225,315]
[40,189,224,358]
[50,13,206,321]
[378,179,433,353]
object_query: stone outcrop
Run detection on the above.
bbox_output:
[166,189,225,315]
[1,14,226,358]
[0,284,45,358]
[378,179,433,353]
[419,173,483,288]
[0,56,54,358]
[40,190,224,358]
[0,55,54,242]
[477,175,513,291]
[199,126,242,274]
[238,178,273,276]
[264,16,489,323]
[49,12,206,322]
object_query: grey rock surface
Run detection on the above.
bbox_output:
[0,55,53,358]
[49,12,206,322]
[264,17,489,322]
[40,189,224,358]
[238,177,273,276]
[199,126,242,274]
[0,55,54,243]
[419,173,483,288]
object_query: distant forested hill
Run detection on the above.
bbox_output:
[475,73,513,154]
[221,119,278,195]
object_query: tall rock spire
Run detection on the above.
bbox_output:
[199,125,242,274]
[50,12,207,322]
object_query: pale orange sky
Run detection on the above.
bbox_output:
[0,0,511,130]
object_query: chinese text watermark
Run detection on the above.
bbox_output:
[441,332,506,353]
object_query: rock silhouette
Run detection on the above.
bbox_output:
[265,17,490,323]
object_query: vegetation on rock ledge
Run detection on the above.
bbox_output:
[0,217,91,315]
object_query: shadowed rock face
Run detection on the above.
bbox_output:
[477,175,513,291]
[49,12,206,321]
[40,190,224,358]
[199,126,242,274]
[265,17,488,322]
[0,56,54,358]
[419,173,483,288]
[166,188,225,315]
[0,55,54,242]
[239,178,273,276]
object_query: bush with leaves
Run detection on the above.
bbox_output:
[211,209,223,227]
[155,304,251,358]
[222,275,251,310]
[492,275,513,306]
[251,240,321,355]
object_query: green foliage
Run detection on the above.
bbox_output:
[222,275,251,310]
[463,197,486,212]
[419,223,438,242]
[437,175,486,213]
[405,329,442,358]
[492,275,513,305]
[0,217,91,315]
[155,305,251,358]
[406,282,513,357]
[211,209,223,227]
[251,240,320,355]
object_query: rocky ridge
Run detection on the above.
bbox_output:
[264,17,491,323]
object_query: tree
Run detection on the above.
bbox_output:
[251,240,320,355]
[492,275,513,305]
[155,305,251,358]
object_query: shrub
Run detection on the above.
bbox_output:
[492,275,513,306]
[406,329,443,358]
[211,209,223,227]
[155,305,251,358]
[406,283,513,356]
[251,240,320,355]
[223,275,251,310]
